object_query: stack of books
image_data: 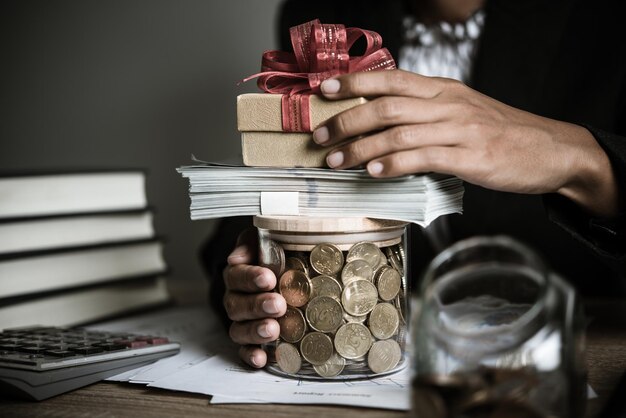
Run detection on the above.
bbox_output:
[0,170,170,329]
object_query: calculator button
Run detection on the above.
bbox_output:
[0,343,24,351]
[70,346,104,355]
[45,349,77,358]
[93,343,126,351]
[114,339,148,348]
[18,346,47,354]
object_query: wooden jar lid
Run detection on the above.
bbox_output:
[253,216,407,233]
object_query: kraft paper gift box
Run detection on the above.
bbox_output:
[237,93,367,168]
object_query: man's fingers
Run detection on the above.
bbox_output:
[223,264,276,292]
[367,146,468,178]
[223,291,287,321]
[320,69,447,100]
[230,318,280,345]
[314,96,451,146]
[325,122,461,169]
[227,228,258,265]
[239,345,268,368]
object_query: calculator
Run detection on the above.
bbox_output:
[0,326,180,400]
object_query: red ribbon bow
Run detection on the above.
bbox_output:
[243,19,396,132]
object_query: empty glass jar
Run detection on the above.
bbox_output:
[410,236,586,418]
[255,215,409,380]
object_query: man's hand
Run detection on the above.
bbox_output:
[223,228,286,368]
[313,70,618,218]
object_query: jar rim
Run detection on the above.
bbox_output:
[254,215,408,233]
[420,235,550,346]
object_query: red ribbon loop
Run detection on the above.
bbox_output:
[243,19,396,132]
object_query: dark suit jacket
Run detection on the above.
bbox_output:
[203,0,626,324]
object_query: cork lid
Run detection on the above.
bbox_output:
[253,216,407,233]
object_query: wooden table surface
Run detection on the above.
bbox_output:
[1,299,625,418]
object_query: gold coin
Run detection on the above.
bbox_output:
[334,322,373,360]
[279,270,312,308]
[376,253,388,269]
[300,332,333,365]
[275,342,302,374]
[259,239,285,278]
[310,243,344,276]
[313,351,345,378]
[394,293,407,325]
[306,296,343,333]
[341,259,373,286]
[343,311,367,323]
[368,302,400,340]
[341,279,378,316]
[310,274,342,300]
[278,307,306,343]
[367,339,402,374]
[375,266,401,301]
[386,245,404,276]
[346,241,384,268]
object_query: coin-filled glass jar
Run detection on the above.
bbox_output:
[255,215,409,380]
[411,236,586,418]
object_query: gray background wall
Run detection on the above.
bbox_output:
[1,0,284,302]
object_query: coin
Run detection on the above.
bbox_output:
[368,303,400,340]
[343,311,367,323]
[279,270,312,308]
[375,266,401,301]
[346,242,384,268]
[259,239,285,278]
[310,243,344,276]
[285,256,309,274]
[386,245,404,276]
[310,274,342,300]
[342,279,378,316]
[275,342,302,374]
[368,339,402,374]
[278,307,306,343]
[341,259,374,286]
[306,296,343,333]
[334,322,373,360]
[376,253,388,269]
[300,332,333,365]
[313,351,346,378]
[394,293,407,325]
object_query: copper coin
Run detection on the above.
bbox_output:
[279,270,312,308]
[278,307,306,343]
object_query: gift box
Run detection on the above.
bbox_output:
[237,93,366,167]
[239,18,395,168]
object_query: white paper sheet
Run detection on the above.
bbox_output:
[86,305,224,383]
[148,350,411,410]
[85,305,596,411]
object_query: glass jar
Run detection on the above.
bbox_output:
[410,236,586,418]
[255,215,409,380]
